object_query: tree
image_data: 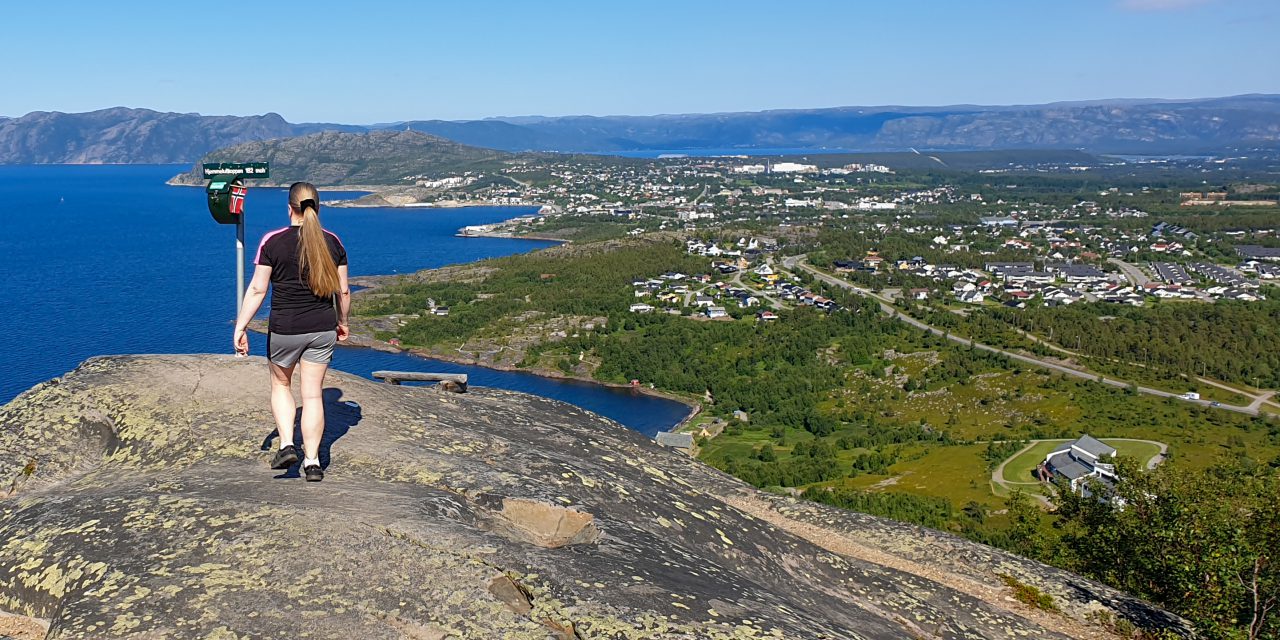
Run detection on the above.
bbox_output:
[1055,459,1279,640]
[756,444,777,463]
[1003,489,1044,560]
[962,500,986,524]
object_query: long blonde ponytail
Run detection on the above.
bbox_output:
[290,182,340,298]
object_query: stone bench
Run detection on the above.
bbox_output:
[371,370,468,393]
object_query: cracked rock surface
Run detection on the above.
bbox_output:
[0,355,1184,639]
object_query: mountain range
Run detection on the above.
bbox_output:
[3,95,1279,164]
[0,107,360,164]
[167,130,523,186]
[412,95,1280,154]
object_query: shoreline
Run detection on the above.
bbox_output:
[247,318,702,433]
[397,343,702,428]
[164,179,378,192]
[456,230,571,242]
[167,176,565,240]
[329,199,544,210]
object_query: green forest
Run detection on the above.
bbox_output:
[984,301,1280,388]
[354,237,1280,639]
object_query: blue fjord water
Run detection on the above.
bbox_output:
[0,165,689,436]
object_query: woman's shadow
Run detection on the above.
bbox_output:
[259,387,363,478]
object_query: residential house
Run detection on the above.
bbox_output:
[655,431,694,453]
[1046,263,1108,284]
[1040,435,1118,498]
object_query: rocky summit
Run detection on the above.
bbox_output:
[0,355,1189,639]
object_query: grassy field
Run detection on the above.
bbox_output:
[885,370,1084,441]
[705,355,1278,505]
[1110,440,1163,465]
[808,437,1171,509]
[835,443,997,508]
[1001,441,1061,484]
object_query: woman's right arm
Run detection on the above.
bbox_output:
[335,264,351,341]
[232,265,273,355]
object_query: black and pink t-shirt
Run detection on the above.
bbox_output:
[255,226,348,335]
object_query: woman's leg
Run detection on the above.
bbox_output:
[298,359,329,464]
[268,361,298,446]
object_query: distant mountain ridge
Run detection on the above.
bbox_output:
[0,107,360,164]
[168,130,521,186]
[428,94,1280,153]
[3,95,1279,163]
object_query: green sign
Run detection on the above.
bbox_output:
[202,162,270,179]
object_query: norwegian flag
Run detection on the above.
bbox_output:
[229,183,248,215]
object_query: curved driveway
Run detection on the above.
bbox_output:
[991,438,1168,508]
[783,257,1262,416]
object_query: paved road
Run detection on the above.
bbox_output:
[990,441,1054,508]
[730,269,784,310]
[692,183,710,205]
[1108,258,1151,287]
[783,256,1262,416]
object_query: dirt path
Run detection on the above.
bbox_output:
[1247,390,1277,412]
[721,494,1120,640]
[0,612,48,640]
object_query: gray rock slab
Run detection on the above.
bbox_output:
[0,355,1173,638]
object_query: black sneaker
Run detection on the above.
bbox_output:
[304,464,324,482]
[271,445,300,469]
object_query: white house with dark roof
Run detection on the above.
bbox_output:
[1041,435,1118,497]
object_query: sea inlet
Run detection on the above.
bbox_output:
[0,164,690,436]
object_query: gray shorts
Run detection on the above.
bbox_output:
[267,331,337,367]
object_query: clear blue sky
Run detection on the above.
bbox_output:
[4,0,1277,123]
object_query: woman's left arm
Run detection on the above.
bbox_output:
[233,265,273,355]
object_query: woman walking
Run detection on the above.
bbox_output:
[233,182,350,482]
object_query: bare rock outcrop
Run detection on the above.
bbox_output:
[0,355,1188,639]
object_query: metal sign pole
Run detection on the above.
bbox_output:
[236,216,245,318]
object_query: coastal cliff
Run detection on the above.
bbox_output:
[0,355,1190,639]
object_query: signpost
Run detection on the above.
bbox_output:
[204,162,270,318]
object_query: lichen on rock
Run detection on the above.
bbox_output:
[0,355,1189,638]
